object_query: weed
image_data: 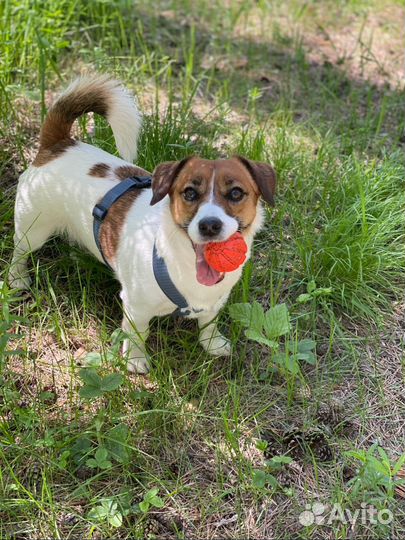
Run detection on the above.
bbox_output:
[1,0,405,537]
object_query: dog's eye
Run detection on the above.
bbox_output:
[183,187,199,202]
[227,187,245,202]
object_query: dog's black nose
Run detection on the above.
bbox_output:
[199,217,223,238]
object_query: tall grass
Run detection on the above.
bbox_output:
[1,0,405,538]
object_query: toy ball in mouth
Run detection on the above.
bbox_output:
[204,232,248,273]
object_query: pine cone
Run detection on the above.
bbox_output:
[305,429,333,462]
[316,401,347,430]
[144,518,162,538]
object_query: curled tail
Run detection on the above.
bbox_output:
[34,74,142,165]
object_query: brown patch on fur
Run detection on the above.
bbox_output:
[89,163,111,177]
[215,158,261,230]
[150,158,191,205]
[169,157,212,229]
[33,139,77,167]
[33,76,112,167]
[115,164,150,180]
[236,156,276,206]
[99,190,143,265]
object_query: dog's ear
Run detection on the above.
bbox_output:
[235,156,276,206]
[150,157,191,206]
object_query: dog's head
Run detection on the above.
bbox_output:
[150,156,276,285]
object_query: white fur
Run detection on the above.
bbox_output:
[187,202,239,244]
[10,83,264,374]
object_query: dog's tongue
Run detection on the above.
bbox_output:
[195,244,222,286]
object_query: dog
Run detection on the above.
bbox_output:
[10,75,276,373]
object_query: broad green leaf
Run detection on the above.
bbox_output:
[252,469,267,489]
[106,423,130,463]
[367,455,390,476]
[88,505,108,520]
[79,386,103,399]
[265,473,279,489]
[99,459,113,470]
[109,512,123,527]
[59,450,70,468]
[151,495,164,508]
[100,373,124,392]
[297,293,312,304]
[71,437,92,464]
[86,458,98,468]
[102,499,117,513]
[228,303,252,328]
[245,329,278,349]
[297,339,316,352]
[229,302,265,333]
[264,304,291,339]
[95,447,109,462]
[145,487,159,500]
[250,301,266,334]
[139,500,149,513]
[79,368,102,388]
[307,280,317,293]
[296,352,316,365]
[83,352,102,367]
[272,353,288,366]
[313,287,332,297]
[4,348,25,356]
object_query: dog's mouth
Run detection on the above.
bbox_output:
[193,243,225,286]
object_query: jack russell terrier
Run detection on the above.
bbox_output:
[10,75,276,374]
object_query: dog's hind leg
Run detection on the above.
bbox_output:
[9,213,54,290]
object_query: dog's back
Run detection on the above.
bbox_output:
[11,76,145,285]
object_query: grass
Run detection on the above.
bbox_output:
[1,0,405,538]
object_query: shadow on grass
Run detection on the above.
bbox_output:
[128,6,405,157]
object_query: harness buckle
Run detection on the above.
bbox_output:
[130,176,152,189]
[93,204,108,221]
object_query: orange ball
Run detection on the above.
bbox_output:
[204,232,248,272]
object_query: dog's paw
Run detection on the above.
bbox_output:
[127,355,150,374]
[8,273,32,291]
[201,334,232,357]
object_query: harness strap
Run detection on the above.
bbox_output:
[92,176,152,270]
[152,243,202,317]
[92,175,202,317]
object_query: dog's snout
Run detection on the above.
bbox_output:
[198,217,223,238]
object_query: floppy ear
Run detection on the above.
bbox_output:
[150,157,191,206]
[236,156,276,206]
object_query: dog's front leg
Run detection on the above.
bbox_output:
[198,311,231,357]
[122,309,151,374]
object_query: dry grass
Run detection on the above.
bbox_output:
[1,0,405,538]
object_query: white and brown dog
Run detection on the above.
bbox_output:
[10,75,276,373]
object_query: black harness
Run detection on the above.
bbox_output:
[92,176,202,317]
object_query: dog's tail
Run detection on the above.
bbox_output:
[37,74,142,162]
